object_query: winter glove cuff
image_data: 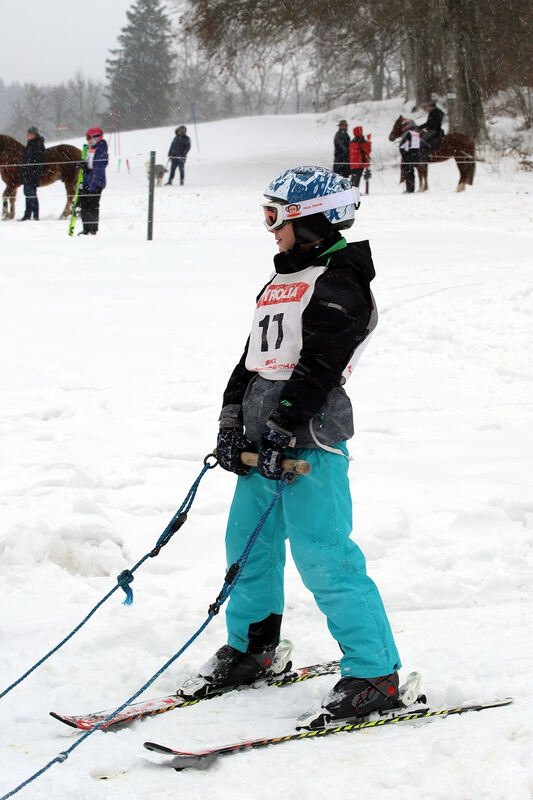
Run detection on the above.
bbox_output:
[264,410,296,448]
[218,404,243,428]
[264,420,296,448]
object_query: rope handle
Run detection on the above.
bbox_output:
[0,471,292,800]
[240,451,312,475]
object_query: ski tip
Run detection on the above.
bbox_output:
[488,696,514,707]
[144,741,219,771]
[49,711,79,729]
[144,741,175,755]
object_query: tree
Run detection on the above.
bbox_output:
[106,0,177,130]
[180,0,532,139]
[6,77,106,141]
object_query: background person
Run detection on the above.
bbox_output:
[418,100,445,150]
[78,127,108,235]
[18,126,45,221]
[399,119,420,193]
[349,125,371,188]
[333,119,351,178]
[166,125,191,186]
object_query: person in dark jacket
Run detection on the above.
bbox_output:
[78,126,108,235]
[165,125,191,186]
[178,166,402,730]
[418,100,445,151]
[333,119,351,178]
[18,126,46,221]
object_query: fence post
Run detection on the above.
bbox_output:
[147,150,155,241]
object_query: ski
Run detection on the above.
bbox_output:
[49,658,340,731]
[67,144,87,237]
[143,697,513,771]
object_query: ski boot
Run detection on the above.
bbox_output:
[297,671,423,729]
[178,639,293,699]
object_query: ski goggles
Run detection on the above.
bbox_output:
[261,187,360,231]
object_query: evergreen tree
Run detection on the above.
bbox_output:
[106,0,177,130]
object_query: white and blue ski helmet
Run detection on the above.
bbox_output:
[263,166,360,243]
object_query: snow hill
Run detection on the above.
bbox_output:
[0,98,532,800]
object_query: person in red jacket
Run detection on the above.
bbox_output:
[349,126,371,189]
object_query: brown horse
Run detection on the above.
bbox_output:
[388,116,476,192]
[0,135,82,219]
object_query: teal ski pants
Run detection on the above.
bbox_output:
[225,445,401,678]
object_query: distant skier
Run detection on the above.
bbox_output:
[178,165,402,729]
[166,126,191,186]
[78,127,108,235]
[333,119,351,178]
[18,126,45,221]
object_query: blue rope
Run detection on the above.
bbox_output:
[0,461,214,702]
[0,476,290,800]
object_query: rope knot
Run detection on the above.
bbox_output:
[117,570,134,606]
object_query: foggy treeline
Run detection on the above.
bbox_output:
[0,75,105,143]
[1,0,531,144]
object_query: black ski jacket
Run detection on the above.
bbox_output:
[19,135,46,185]
[222,234,377,447]
[419,107,444,132]
[168,134,191,159]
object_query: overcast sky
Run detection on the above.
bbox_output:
[0,0,143,86]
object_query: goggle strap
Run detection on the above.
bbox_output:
[281,187,360,223]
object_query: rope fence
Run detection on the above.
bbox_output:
[2,148,529,237]
[0,148,531,172]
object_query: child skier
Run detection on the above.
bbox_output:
[179,166,401,727]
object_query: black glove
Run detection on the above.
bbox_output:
[257,417,294,481]
[216,424,252,476]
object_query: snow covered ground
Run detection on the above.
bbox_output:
[1,99,532,799]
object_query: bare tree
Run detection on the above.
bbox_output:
[175,0,532,137]
[7,77,106,141]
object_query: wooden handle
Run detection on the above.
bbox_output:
[240,451,311,475]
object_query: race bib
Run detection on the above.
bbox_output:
[245,266,326,380]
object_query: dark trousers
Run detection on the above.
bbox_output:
[79,189,102,234]
[350,169,364,188]
[168,157,185,184]
[401,150,419,192]
[23,184,39,219]
[421,129,441,151]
